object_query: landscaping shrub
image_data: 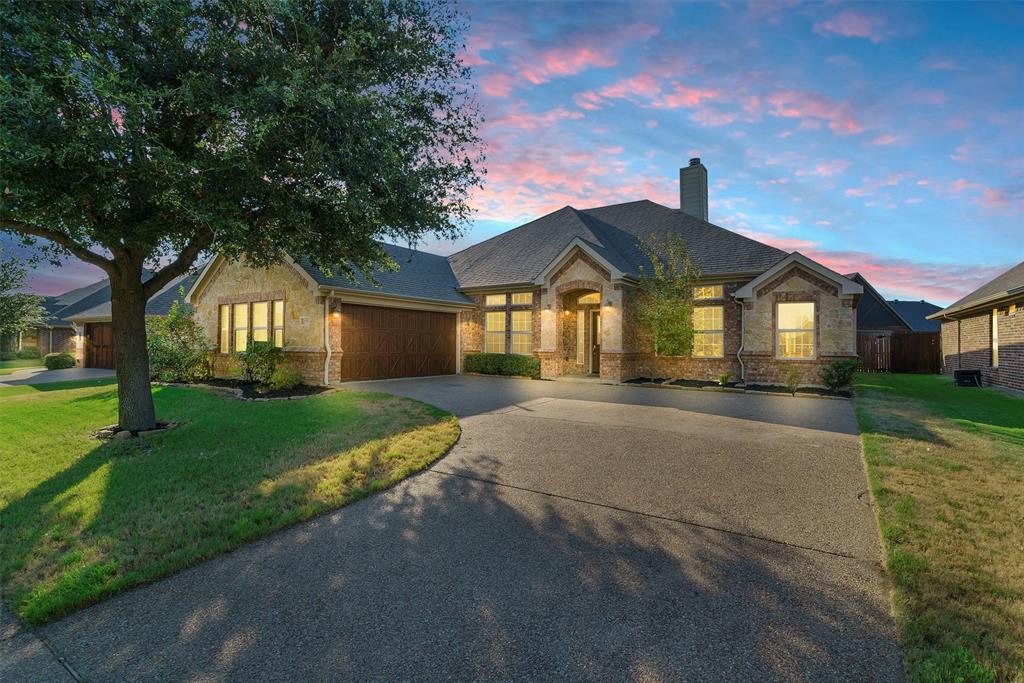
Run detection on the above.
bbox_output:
[463,352,540,378]
[718,372,731,386]
[268,363,304,392]
[146,299,210,382]
[784,368,801,395]
[16,347,40,359]
[819,358,861,392]
[43,352,74,370]
[0,351,16,361]
[236,341,282,385]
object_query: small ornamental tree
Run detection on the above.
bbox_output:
[0,251,45,339]
[1,1,483,430]
[146,294,210,383]
[635,234,702,357]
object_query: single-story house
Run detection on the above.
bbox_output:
[186,159,864,386]
[847,273,914,334]
[6,270,197,368]
[888,299,942,333]
[928,260,1024,391]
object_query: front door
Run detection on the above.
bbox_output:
[589,311,601,374]
[85,322,115,368]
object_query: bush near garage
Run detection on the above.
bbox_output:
[463,353,540,378]
[43,352,75,370]
[16,347,41,359]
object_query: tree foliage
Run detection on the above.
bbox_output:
[0,252,45,338]
[1,0,483,429]
[145,294,210,382]
[634,234,701,357]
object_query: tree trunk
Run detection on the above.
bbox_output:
[110,275,157,431]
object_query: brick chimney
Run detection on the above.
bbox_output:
[679,157,708,221]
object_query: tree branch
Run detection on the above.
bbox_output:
[0,219,116,274]
[142,229,215,299]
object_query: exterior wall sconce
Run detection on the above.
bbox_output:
[605,299,613,307]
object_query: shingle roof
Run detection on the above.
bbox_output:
[447,200,788,288]
[888,300,942,332]
[295,243,473,305]
[930,260,1024,318]
[68,270,200,321]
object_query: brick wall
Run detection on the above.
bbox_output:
[940,299,1024,391]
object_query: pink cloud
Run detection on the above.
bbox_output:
[480,72,516,97]
[814,10,889,44]
[871,133,899,146]
[689,108,738,127]
[796,159,850,178]
[515,22,658,86]
[765,90,863,134]
[656,84,722,109]
[487,106,584,131]
[463,34,493,67]
[573,73,662,110]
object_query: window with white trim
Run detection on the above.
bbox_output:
[694,285,723,300]
[511,310,532,354]
[485,311,505,353]
[776,302,815,359]
[992,308,999,367]
[693,306,724,357]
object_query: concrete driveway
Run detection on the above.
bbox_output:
[0,366,115,386]
[32,375,902,682]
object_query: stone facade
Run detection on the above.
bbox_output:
[192,256,328,384]
[940,299,1024,391]
[738,265,858,386]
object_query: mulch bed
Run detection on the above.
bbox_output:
[744,383,851,398]
[198,378,329,400]
[623,377,670,384]
[669,378,731,388]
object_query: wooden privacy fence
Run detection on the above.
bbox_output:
[857,331,941,374]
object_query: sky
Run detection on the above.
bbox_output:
[5,1,1023,305]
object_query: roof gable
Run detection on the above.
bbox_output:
[448,199,789,289]
[734,253,863,299]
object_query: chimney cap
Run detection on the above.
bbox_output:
[689,157,701,166]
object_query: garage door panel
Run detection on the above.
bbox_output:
[337,303,456,381]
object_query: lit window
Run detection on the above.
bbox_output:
[576,311,586,364]
[485,294,506,307]
[485,311,505,353]
[252,301,270,343]
[694,285,723,300]
[273,300,284,347]
[992,308,999,368]
[233,303,249,352]
[693,306,724,357]
[577,292,601,305]
[777,302,815,359]
[511,292,533,305]
[511,311,532,355]
[218,305,230,353]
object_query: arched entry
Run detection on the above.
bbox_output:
[559,288,602,376]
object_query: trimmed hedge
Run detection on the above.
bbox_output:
[0,351,16,361]
[43,352,75,370]
[16,347,41,359]
[463,352,540,378]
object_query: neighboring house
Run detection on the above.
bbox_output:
[7,270,197,368]
[928,261,1024,391]
[847,273,913,334]
[187,159,864,386]
[888,299,942,333]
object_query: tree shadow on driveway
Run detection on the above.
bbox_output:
[41,461,905,682]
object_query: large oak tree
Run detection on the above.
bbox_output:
[1,0,482,430]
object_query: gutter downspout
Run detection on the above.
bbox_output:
[323,296,332,386]
[735,296,745,384]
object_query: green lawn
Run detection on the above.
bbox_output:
[0,380,459,625]
[0,358,44,375]
[854,373,1024,683]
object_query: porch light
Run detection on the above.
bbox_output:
[605,299,613,307]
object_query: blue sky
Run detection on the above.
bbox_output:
[6,1,1023,305]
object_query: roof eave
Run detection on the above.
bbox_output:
[927,287,1024,319]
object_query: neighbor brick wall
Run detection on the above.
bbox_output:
[941,299,1024,391]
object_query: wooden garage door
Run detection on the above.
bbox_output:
[338,304,456,381]
[85,322,115,369]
